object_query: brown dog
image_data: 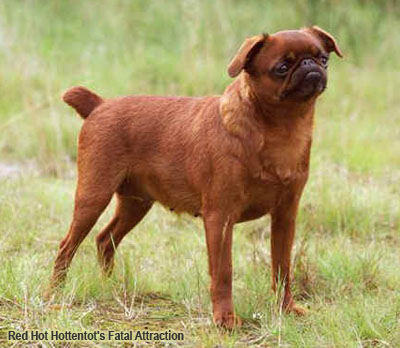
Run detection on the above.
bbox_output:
[48,26,342,328]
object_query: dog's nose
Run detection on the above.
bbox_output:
[302,58,314,67]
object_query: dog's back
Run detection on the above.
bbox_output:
[64,88,222,214]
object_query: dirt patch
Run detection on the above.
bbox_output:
[0,162,39,178]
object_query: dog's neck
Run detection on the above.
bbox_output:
[219,73,315,183]
[220,73,315,137]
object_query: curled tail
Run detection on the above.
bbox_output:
[62,86,103,119]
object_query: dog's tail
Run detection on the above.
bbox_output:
[62,86,104,119]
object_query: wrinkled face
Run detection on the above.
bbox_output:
[249,31,330,102]
[227,27,342,105]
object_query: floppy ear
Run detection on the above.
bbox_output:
[227,34,267,78]
[305,26,343,58]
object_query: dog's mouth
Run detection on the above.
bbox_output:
[280,61,327,101]
[296,71,326,99]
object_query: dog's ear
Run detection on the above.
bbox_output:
[227,34,268,78]
[305,26,343,58]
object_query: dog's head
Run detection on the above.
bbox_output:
[227,26,342,103]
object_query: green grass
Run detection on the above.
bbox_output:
[0,0,399,347]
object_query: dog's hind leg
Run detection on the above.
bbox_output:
[47,186,114,294]
[46,158,123,295]
[96,194,152,275]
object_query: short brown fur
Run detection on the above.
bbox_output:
[48,27,342,329]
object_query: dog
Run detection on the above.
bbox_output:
[48,26,342,329]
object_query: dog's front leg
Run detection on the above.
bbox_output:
[270,189,306,315]
[203,211,241,329]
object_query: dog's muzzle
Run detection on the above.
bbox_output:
[281,58,327,100]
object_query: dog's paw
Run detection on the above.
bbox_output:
[285,302,307,316]
[43,287,54,302]
[43,282,63,302]
[213,311,242,330]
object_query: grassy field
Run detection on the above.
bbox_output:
[1,0,399,347]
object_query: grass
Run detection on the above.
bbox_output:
[0,0,399,347]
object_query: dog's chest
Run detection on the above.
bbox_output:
[257,125,311,185]
[235,129,311,220]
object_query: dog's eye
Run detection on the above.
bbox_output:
[320,55,329,67]
[275,63,289,76]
